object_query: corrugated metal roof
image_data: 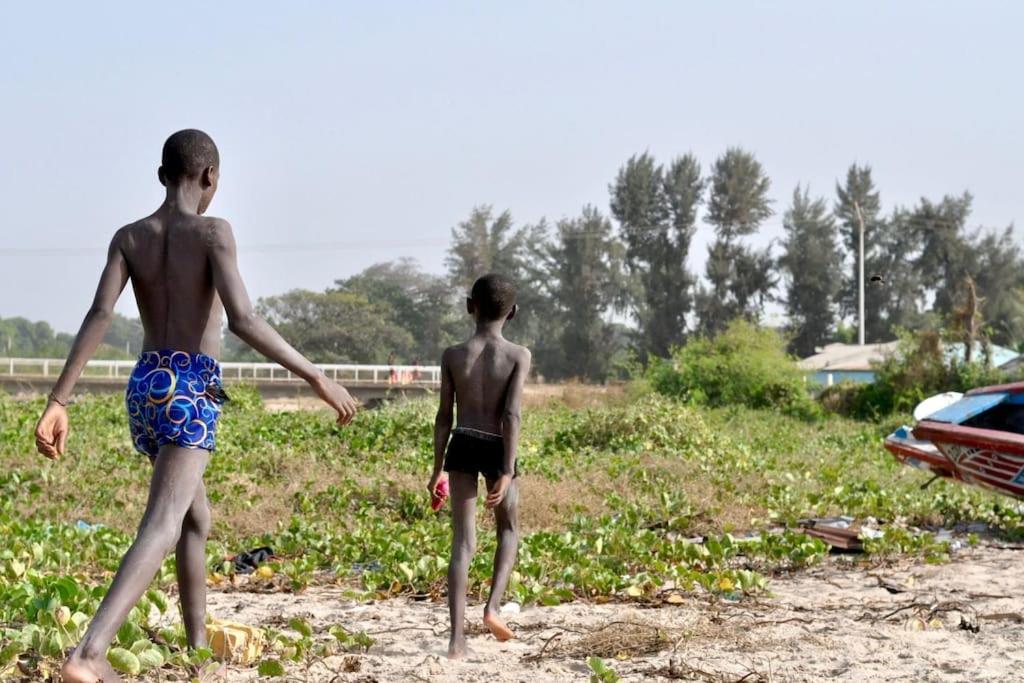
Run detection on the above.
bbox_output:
[797,342,898,371]
[798,341,1020,372]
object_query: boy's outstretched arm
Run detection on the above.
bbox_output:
[207,219,357,424]
[35,230,130,459]
[428,349,455,495]
[486,348,530,508]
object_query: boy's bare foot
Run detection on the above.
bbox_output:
[483,610,515,642]
[447,638,473,660]
[61,654,123,683]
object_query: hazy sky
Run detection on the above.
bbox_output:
[1,1,1020,332]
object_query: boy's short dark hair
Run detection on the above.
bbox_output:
[161,129,219,182]
[471,274,517,321]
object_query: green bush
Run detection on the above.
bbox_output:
[821,329,1007,419]
[648,320,819,419]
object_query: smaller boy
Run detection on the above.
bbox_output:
[428,273,530,659]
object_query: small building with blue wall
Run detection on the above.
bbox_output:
[799,342,1020,387]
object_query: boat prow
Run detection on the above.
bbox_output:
[884,382,1024,500]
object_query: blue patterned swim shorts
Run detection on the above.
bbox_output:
[125,350,227,458]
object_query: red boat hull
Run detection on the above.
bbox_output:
[884,437,957,479]
[912,420,1024,499]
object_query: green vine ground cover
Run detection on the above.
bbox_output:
[1,388,1022,679]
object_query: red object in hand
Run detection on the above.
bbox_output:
[431,478,450,511]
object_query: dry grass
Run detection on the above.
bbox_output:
[516,469,608,532]
[637,454,767,534]
[522,381,626,410]
[534,619,680,660]
[213,452,354,539]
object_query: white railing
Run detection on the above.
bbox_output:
[0,357,441,387]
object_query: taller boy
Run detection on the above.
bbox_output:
[34,130,358,683]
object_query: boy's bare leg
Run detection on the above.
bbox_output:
[483,478,518,641]
[446,471,478,660]
[62,446,210,683]
[176,481,212,649]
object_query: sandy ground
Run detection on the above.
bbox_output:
[196,544,1024,682]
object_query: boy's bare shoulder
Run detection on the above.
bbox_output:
[112,217,156,249]
[441,342,468,363]
[504,340,531,363]
[197,215,234,247]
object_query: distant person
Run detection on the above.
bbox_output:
[427,273,530,659]
[412,357,422,382]
[33,129,358,683]
[388,352,398,384]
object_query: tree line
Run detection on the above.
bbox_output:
[9,149,1022,380]
[0,313,143,360]
[226,148,1023,380]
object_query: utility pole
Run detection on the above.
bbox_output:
[854,200,866,346]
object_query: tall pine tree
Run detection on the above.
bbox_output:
[970,227,1024,347]
[445,205,550,352]
[697,148,774,335]
[609,153,702,356]
[872,207,926,337]
[543,206,625,380]
[778,186,842,356]
[911,192,975,316]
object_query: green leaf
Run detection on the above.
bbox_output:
[146,588,169,613]
[137,647,165,671]
[108,647,142,675]
[116,620,145,647]
[130,638,151,654]
[258,659,287,676]
[43,633,63,659]
[288,617,313,639]
[0,641,24,666]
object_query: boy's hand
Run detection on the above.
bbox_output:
[315,378,358,425]
[427,470,448,497]
[427,471,449,511]
[35,401,69,459]
[485,474,513,508]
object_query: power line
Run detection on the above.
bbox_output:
[0,215,1015,255]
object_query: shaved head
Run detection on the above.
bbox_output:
[471,273,517,320]
[161,129,219,183]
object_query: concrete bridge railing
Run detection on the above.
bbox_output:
[0,357,441,388]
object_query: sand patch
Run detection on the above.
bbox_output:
[195,544,1024,682]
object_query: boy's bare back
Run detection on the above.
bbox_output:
[445,335,529,434]
[117,212,226,355]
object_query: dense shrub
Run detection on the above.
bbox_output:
[820,329,1007,419]
[647,320,820,419]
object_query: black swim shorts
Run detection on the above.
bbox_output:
[443,426,519,480]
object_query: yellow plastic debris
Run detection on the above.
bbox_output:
[207,618,266,664]
[907,617,927,631]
